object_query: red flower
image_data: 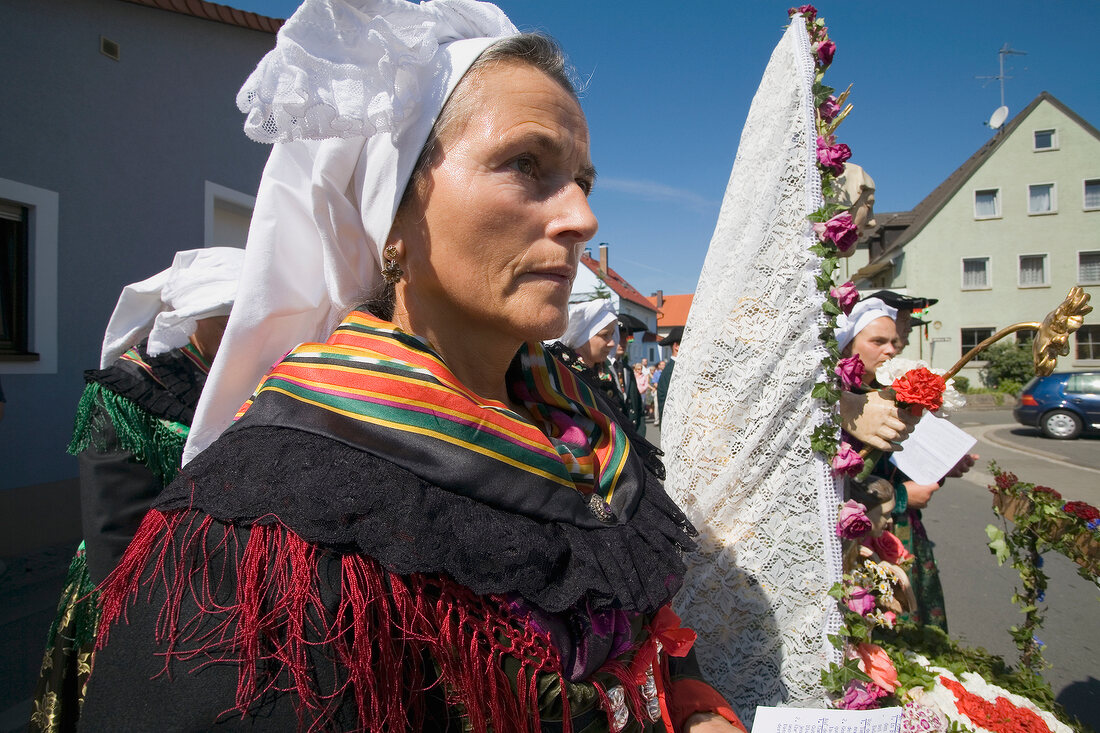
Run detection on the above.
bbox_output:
[1064,501,1100,523]
[787,4,817,22]
[814,39,836,67]
[995,472,1019,490]
[816,136,852,175]
[941,677,1053,733]
[1031,485,1062,501]
[891,368,946,412]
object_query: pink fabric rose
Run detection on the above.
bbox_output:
[814,39,836,66]
[838,681,887,710]
[787,4,817,21]
[813,211,859,252]
[832,444,865,479]
[836,498,871,538]
[846,586,876,616]
[835,355,865,389]
[855,643,899,692]
[881,610,897,627]
[830,281,859,314]
[819,95,841,122]
[816,136,852,176]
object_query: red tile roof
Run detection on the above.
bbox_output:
[579,254,657,313]
[648,293,693,328]
[122,0,283,33]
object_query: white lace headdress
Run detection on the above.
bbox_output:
[100,247,245,368]
[183,0,517,463]
[660,14,842,722]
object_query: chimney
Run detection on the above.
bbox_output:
[652,289,664,308]
[598,243,609,277]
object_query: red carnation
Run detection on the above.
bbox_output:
[891,368,946,412]
[1032,485,1062,501]
[788,4,817,22]
[995,472,1019,490]
[1064,501,1100,523]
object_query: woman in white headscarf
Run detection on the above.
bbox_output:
[79,2,742,730]
[547,299,630,413]
[30,247,243,733]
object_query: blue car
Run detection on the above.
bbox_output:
[1013,371,1100,439]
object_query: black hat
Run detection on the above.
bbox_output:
[863,290,938,311]
[659,326,684,346]
[617,313,649,333]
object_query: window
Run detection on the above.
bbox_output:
[204,181,255,249]
[1018,254,1049,287]
[1067,372,1100,393]
[974,189,1000,218]
[1085,179,1100,211]
[962,327,995,359]
[1016,330,1034,346]
[962,257,991,289]
[1033,129,1057,151]
[1079,251,1100,284]
[1028,183,1056,214]
[0,201,30,355]
[1077,325,1100,361]
[0,177,59,375]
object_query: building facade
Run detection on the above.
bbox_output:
[571,244,661,364]
[852,93,1100,384]
[0,0,279,552]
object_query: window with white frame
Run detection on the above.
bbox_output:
[962,257,991,290]
[974,188,1000,218]
[1079,251,1100,285]
[961,327,995,359]
[1028,183,1056,214]
[1018,254,1049,287]
[1076,325,1100,361]
[0,200,30,355]
[1033,129,1057,151]
[0,177,59,374]
[1085,179,1100,211]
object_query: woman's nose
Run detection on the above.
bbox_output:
[550,184,598,245]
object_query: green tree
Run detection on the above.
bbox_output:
[979,341,1034,392]
[589,283,612,301]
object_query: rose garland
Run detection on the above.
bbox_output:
[985,463,1100,673]
[799,8,1083,730]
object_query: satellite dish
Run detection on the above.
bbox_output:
[988,105,1009,129]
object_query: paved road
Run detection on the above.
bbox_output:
[914,408,1099,728]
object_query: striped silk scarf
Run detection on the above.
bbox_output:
[234,310,634,514]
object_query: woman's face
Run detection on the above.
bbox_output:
[849,316,898,383]
[391,63,598,347]
[576,321,616,366]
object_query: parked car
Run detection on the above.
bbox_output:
[1013,372,1100,439]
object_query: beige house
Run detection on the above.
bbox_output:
[850,92,1100,384]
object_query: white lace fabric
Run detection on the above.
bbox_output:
[662,16,842,724]
[237,0,516,143]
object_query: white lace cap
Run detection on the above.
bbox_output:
[660,14,844,720]
[560,300,618,350]
[99,247,245,368]
[184,0,517,464]
[835,297,897,351]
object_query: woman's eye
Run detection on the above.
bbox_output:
[512,155,537,177]
[575,178,593,196]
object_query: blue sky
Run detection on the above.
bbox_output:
[223,0,1099,296]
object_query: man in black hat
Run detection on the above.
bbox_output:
[608,322,645,431]
[656,326,683,420]
[864,290,937,351]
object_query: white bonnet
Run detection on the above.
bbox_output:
[835,297,897,352]
[560,300,619,350]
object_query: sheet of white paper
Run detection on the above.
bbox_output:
[888,411,977,485]
[751,706,902,733]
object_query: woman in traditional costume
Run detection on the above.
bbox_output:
[549,299,629,414]
[79,2,742,730]
[31,247,242,732]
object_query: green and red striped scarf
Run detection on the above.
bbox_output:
[235,310,632,505]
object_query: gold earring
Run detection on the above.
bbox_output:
[382,244,403,284]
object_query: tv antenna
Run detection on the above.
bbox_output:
[977,43,1027,108]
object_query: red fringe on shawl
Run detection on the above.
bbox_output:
[95,509,651,732]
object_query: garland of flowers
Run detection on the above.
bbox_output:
[985,463,1100,673]
[799,7,1087,731]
